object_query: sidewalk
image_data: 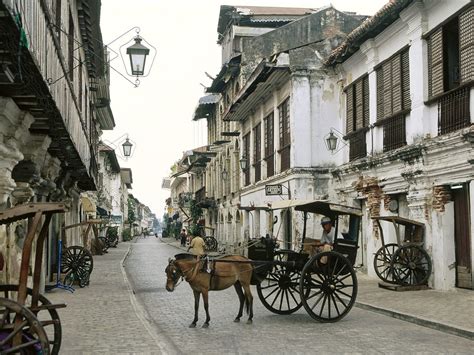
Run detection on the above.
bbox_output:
[45,241,163,354]
[161,237,473,340]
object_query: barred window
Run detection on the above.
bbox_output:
[264,113,275,178]
[278,98,290,171]
[375,49,410,151]
[242,133,250,186]
[253,123,261,183]
[345,75,369,160]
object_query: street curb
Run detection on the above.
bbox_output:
[120,242,179,354]
[354,301,474,341]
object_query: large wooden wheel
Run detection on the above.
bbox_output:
[256,251,308,315]
[62,246,93,287]
[0,297,50,354]
[204,237,217,252]
[391,245,432,286]
[0,285,61,355]
[373,243,399,284]
[299,251,357,322]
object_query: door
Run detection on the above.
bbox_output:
[453,185,472,289]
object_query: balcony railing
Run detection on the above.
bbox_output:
[383,114,406,152]
[438,86,471,135]
[348,129,367,161]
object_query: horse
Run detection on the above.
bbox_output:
[165,254,254,328]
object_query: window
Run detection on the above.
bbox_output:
[278,98,290,171]
[264,112,275,178]
[253,123,261,183]
[428,6,472,134]
[345,75,369,161]
[375,49,410,151]
[242,133,250,186]
[68,12,74,82]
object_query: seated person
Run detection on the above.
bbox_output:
[312,217,334,254]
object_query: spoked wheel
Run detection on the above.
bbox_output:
[391,245,432,286]
[0,297,50,354]
[0,285,61,355]
[373,243,399,284]
[204,237,218,252]
[62,246,93,287]
[299,251,357,322]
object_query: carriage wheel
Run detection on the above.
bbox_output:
[0,285,61,355]
[0,297,50,354]
[373,243,399,284]
[391,245,432,286]
[299,251,357,322]
[62,246,93,286]
[204,237,217,252]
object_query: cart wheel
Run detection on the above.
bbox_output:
[0,285,61,355]
[0,297,50,354]
[299,251,357,322]
[391,245,432,286]
[204,237,218,252]
[373,243,399,284]
[256,258,304,315]
[61,245,94,287]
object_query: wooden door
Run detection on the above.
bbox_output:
[453,185,472,289]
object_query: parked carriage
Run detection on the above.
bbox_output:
[247,200,362,322]
[0,203,69,354]
[372,216,432,286]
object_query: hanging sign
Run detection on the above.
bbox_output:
[265,184,283,196]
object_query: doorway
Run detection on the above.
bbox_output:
[452,184,472,289]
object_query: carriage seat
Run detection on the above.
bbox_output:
[333,239,358,266]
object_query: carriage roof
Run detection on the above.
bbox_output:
[268,200,362,217]
[372,215,424,227]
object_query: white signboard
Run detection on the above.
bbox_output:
[265,184,283,196]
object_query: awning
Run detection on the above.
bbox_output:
[81,197,96,213]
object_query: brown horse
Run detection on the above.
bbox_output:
[165,254,254,328]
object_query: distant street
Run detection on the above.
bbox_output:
[125,238,473,354]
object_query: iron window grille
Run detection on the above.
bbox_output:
[253,123,261,183]
[279,98,290,171]
[264,112,275,178]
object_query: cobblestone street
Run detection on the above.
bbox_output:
[124,238,474,354]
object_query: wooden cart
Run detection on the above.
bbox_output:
[0,203,69,354]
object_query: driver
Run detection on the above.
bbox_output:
[316,217,334,253]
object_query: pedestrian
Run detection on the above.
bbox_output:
[179,229,187,247]
[187,234,205,256]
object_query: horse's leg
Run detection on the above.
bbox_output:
[233,281,245,322]
[242,283,254,324]
[190,290,200,328]
[202,289,210,328]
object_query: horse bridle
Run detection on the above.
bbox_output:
[166,259,184,288]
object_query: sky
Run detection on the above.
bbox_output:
[100,0,387,218]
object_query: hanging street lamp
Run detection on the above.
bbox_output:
[326,131,338,152]
[239,155,248,170]
[126,36,150,76]
[122,138,133,157]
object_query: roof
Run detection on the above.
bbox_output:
[372,215,425,227]
[268,200,362,216]
[206,55,241,93]
[120,168,133,189]
[217,5,319,41]
[192,94,221,121]
[325,0,414,66]
[98,142,120,173]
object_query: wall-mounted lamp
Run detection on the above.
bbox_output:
[324,128,347,154]
[126,36,150,76]
[122,138,133,157]
[239,155,248,170]
[103,134,136,160]
[221,169,229,181]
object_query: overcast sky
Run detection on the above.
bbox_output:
[100,0,387,218]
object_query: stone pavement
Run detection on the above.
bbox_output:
[161,237,474,340]
[45,241,164,354]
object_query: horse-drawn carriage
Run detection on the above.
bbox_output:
[0,203,69,354]
[166,200,362,325]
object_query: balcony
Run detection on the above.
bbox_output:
[438,86,471,135]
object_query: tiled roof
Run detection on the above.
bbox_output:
[199,94,221,105]
[324,0,414,66]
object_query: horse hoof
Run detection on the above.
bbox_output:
[234,318,240,323]
[202,323,209,328]
[189,323,196,328]
[246,320,253,325]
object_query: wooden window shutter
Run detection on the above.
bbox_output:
[391,54,402,113]
[376,68,384,120]
[355,80,364,129]
[363,76,370,127]
[383,62,393,117]
[401,49,411,110]
[346,86,354,133]
[428,27,444,97]
[459,7,474,83]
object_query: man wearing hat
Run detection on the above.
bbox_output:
[316,217,334,256]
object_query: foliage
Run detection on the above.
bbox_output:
[122,228,132,241]
[128,197,136,225]
[107,226,118,238]
[188,200,203,236]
